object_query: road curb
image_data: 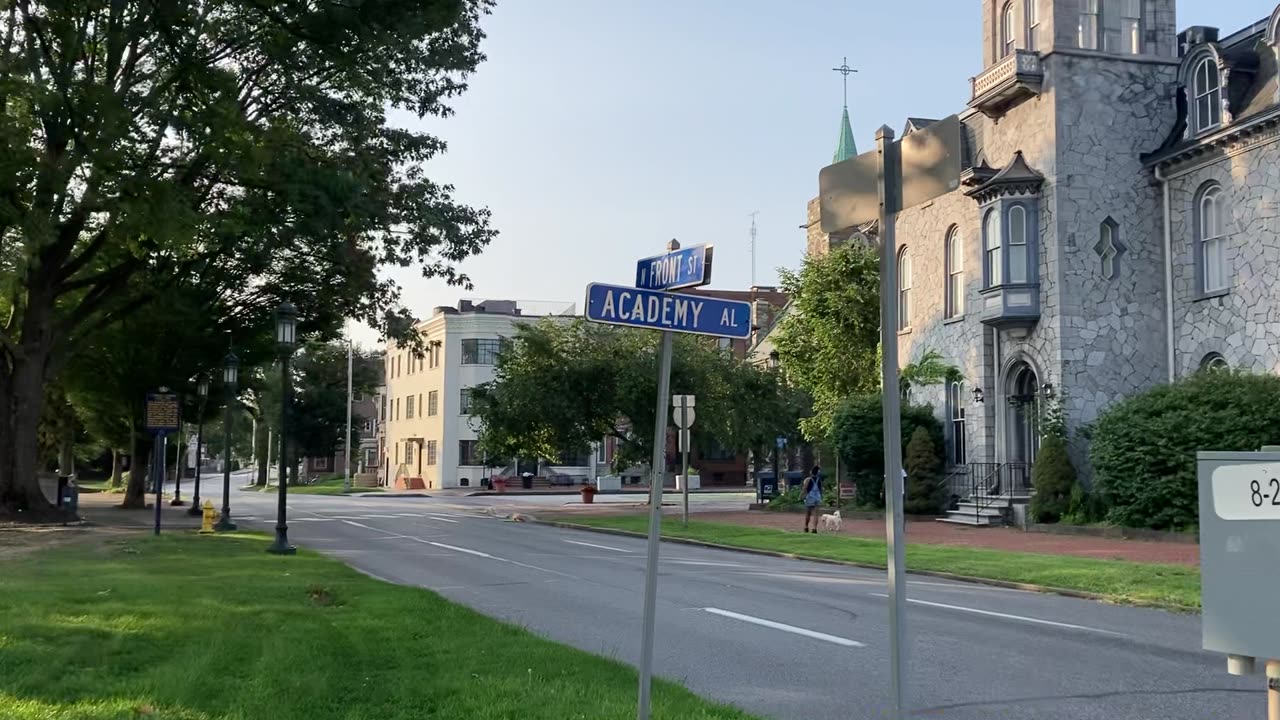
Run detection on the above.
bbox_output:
[536,520,1199,614]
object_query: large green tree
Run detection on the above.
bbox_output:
[471,320,804,473]
[773,242,881,440]
[0,1,497,518]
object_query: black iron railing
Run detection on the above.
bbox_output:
[942,462,1032,525]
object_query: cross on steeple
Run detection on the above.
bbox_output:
[832,56,858,108]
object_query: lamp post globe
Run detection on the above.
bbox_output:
[187,376,210,516]
[269,302,299,555]
[215,353,239,532]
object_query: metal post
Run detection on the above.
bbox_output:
[153,436,164,535]
[266,429,273,485]
[876,124,908,719]
[170,423,184,506]
[637,329,674,720]
[344,338,354,494]
[270,353,297,555]
[216,395,236,531]
[681,424,690,527]
[188,409,206,516]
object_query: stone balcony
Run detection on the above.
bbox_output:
[969,50,1044,119]
[979,283,1040,331]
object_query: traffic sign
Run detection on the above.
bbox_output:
[776,436,787,449]
[672,395,696,429]
[585,283,751,339]
[144,391,181,434]
[1199,451,1280,665]
[635,244,713,291]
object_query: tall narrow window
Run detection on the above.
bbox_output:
[426,440,438,466]
[984,210,1002,287]
[945,227,964,318]
[1079,0,1100,50]
[1025,0,1039,52]
[428,390,439,416]
[1002,3,1016,57]
[1007,205,1029,284]
[405,395,415,420]
[460,388,474,414]
[948,381,967,466]
[1119,0,1141,54]
[1096,218,1124,279]
[897,247,911,331]
[1198,184,1228,293]
[1193,58,1222,133]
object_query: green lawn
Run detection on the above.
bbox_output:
[0,533,755,720]
[75,479,122,494]
[562,516,1201,611]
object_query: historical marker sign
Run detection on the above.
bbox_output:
[584,283,751,339]
[144,392,181,434]
[635,245,713,291]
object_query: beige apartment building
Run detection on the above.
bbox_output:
[381,299,577,489]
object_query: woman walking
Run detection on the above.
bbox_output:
[801,465,823,534]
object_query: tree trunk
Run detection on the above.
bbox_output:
[109,449,124,490]
[122,434,153,509]
[0,348,64,521]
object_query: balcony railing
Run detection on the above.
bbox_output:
[970,50,1044,118]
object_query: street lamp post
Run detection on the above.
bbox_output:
[268,302,298,555]
[187,376,209,516]
[215,353,239,531]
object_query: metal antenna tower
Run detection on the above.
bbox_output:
[748,211,759,287]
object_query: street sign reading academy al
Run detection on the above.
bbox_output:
[585,283,751,339]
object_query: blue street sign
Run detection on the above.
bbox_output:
[776,436,787,449]
[634,244,712,291]
[585,283,751,339]
[144,391,180,435]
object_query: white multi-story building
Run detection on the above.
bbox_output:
[381,299,576,489]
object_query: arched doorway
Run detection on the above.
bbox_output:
[1003,360,1039,495]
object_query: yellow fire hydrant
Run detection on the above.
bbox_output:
[199,500,218,534]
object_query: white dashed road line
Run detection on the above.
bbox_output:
[561,539,633,553]
[702,607,866,648]
[870,594,1125,636]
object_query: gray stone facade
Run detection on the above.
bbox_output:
[811,2,1280,485]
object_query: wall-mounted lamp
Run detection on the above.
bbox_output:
[1041,382,1055,398]
[971,387,984,404]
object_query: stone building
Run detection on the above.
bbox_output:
[810,1,1280,522]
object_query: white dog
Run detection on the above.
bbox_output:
[819,510,842,532]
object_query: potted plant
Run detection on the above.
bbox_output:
[677,468,701,491]
[580,483,597,504]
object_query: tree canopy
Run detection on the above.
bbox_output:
[471,319,805,472]
[0,0,497,517]
[772,242,880,441]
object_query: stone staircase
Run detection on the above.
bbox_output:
[935,462,1032,528]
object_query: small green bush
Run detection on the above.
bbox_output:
[1091,370,1280,530]
[1029,434,1077,523]
[904,427,946,514]
[765,487,804,511]
[832,393,944,509]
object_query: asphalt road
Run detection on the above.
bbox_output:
[199,480,1256,720]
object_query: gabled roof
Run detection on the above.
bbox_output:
[903,117,937,135]
[963,151,1044,203]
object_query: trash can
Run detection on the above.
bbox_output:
[757,471,778,502]
[60,481,79,516]
[520,472,534,490]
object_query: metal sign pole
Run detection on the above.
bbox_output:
[153,434,165,536]
[876,124,908,719]
[636,328,674,720]
[344,338,354,494]
[681,419,690,527]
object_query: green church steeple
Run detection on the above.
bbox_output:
[833,106,857,163]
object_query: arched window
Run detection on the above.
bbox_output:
[948,381,967,466]
[984,209,1002,287]
[945,227,964,318]
[1025,0,1040,52]
[1193,57,1222,133]
[1200,353,1229,372]
[1002,3,1017,57]
[897,246,911,331]
[1196,183,1228,294]
[1007,205,1029,284]
[1079,0,1100,50]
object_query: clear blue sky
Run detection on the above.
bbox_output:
[357,0,1274,346]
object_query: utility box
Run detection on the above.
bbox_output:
[596,475,622,493]
[1198,451,1280,670]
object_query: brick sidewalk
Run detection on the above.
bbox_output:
[689,511,1200,566]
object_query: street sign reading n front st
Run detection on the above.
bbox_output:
[635,244,713,291]
[584,283,751,339]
